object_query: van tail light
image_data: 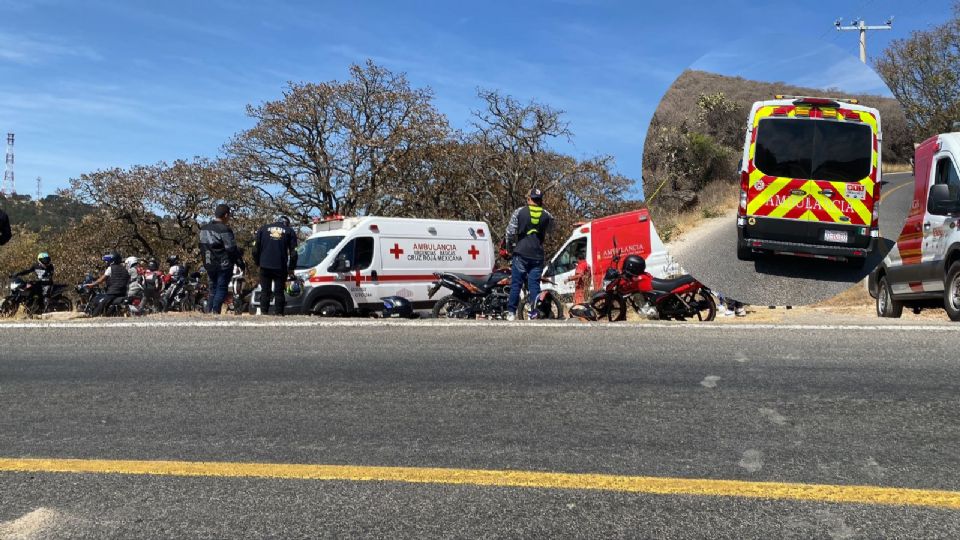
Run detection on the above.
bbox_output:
[739,170,749,215]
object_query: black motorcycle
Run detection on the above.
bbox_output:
[428,267,563,320]
[1,277,73,318]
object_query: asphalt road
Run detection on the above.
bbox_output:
[1,321,959,538]
[669,172,915,306]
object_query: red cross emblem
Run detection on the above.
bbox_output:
[354,268,362,287]
[389,243,404,259]
[467,245,480,260]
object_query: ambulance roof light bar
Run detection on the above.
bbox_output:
[774,95,859,106]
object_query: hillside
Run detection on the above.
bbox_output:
[0,193,96,233]
[642,70,912,223]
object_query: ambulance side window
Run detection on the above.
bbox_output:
[336,237,375,271]
[554,238,588,274]
[934,157,960,192]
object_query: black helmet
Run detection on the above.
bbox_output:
[381,296,415,318]
[621,254,646,278]
[167,255,179,266]
[568,303,599,321]
[37,252,51,265]
[102,251,121,265]
[147,259,159,271]
[278,215,292,227]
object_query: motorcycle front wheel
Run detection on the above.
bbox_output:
[0,298,19,318]
[45,296,73,313]
[519,293,565,320]
[432,295,473,319]
[688,290,717,322]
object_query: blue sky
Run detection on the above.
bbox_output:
[0,0,951,197]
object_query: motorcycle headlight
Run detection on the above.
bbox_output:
[10,282,18,291]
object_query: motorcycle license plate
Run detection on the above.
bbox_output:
[427,282,440,299]
[823,230,848,243]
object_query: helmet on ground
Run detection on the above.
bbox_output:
[37,252,51,265]
[124,256,140,269]
[381,296,415,318]
[568,303,599,322]
[285,277,304,298]
[621,254,646,278]
[103,251,121,265]
[166,255,180,266]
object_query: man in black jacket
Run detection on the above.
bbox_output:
[199,204,242,314]
[0,207,11,246]
[253,216,299,316]
[86,252,131,317]
[504,188,555,321]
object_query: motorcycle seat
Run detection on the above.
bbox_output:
[450,273,489,288]
[650,275,696,292]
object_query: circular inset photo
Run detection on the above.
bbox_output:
[642,34,913,306]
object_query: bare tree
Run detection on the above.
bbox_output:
[875,4,960,139]
[225,61,449,222]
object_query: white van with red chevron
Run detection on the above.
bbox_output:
[869,131,960,321]
[737,95,882,265]
[253,215,494,316]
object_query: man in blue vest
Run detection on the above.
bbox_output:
[504,188,554,321]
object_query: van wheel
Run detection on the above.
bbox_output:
[432,295,472,319]
[944,262,960,322]
[311,298,345,317]
[876,276,903,318]
[736,241,754,261]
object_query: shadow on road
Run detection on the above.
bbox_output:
[750,238,895,282]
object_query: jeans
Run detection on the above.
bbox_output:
[258,268,287,315]
[507,255,543,314]
[206,265,231,314]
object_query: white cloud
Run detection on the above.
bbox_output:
[0,31,101,65]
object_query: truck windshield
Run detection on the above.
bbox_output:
[296,236,345,270]
[755,118,873,182]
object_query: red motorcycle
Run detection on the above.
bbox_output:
[579,247,716,322]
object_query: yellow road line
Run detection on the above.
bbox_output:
[1,457,959,509]
[881,177,912,202]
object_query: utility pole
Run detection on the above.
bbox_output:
[3,133,14,196]
[36,176,41,202]
[835,17,894,63]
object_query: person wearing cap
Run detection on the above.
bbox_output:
[504,188,555,321]
[253,216,298,316]
[199,203,242,314]
[0,207,11,246]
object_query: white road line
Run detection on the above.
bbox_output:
[0,320,957,331]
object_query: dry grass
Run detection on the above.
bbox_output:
[883,162,913,173]
[653,180,740,245]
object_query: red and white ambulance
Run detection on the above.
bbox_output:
[870,131,960,321]
[254,216,494,316]
[542,208,673,298]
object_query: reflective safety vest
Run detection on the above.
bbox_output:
[514,205,552,260]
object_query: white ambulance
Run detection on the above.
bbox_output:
[542,209,675,297]
[253,215,494,316]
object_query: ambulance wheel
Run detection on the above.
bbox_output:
[944,262,960,322]
[736,241,754,261]
[311,298,345,317]
[876,276,903,318]
[432,296,473,319]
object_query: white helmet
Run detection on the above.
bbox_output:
[124,256,140,269]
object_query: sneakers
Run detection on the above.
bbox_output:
[722,308,735,317]
[528,310,539,320]
[505,312,517,322]
[735,306,747,317]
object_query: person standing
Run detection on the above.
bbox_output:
[253,216,298,316]
[504,188,554,321]
[199,204,242,314]
[0,207,11,246]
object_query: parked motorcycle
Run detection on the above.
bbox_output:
[589,249,716,322]
[1,277,72,318]
[428,266,564,320]
[75,273,101,313]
